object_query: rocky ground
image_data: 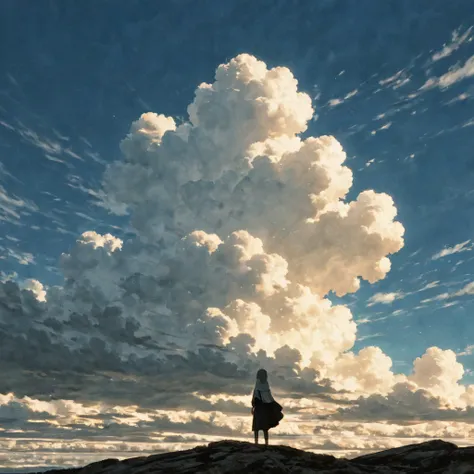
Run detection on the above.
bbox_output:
[33,439,474,473]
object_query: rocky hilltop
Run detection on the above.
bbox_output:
[34,439,474,473]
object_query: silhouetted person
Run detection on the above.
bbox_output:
[251,368,283,446]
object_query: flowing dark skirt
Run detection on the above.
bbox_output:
[252,400,284,432]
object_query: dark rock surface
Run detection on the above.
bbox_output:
[32,439,474,473]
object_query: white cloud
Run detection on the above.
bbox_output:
[457,345,474,357]
[370,121,393,136]
[20,279,47,302]
[333,347,474,424]
[330,346,396,395]
[365,158,375,168]
[3,248,36,265]
[455,281,474,296]
[408,347,466,405]
[432,240,472,260]
[367,291,404,306]
[462,118,474,128]
[416,281,440,292]
[328,98,343,107]
[357,333,383,341]
[422,55,474,90]
[3,121,83,165]
[0,271,17,282]
[327,88,359,107]
[345,89,358,99]
[421,293,450,304]
[0,185,38,224]
[442,301,459,309]
[445,92,470,105]
[432,27,473,62]
[422,280,474,304]
[378,69,411,89]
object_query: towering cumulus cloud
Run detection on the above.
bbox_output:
[0,55,408,405]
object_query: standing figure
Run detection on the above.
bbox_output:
[251,368,283,446]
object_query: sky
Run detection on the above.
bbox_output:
[0,0,474,471]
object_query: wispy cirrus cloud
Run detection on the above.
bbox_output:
[422,55,474,90]
[457,345,474,357]
[1,247,36,265]
[378,69,411,89]
[416,281,440,292]
[422,281,474,304]
[431,26,473,62]
[327,88,359,107]
[0,119,84,166]
[367,291,405,306]
[0,185,39,225]
[366,281,441,307]
[432,240,472,260]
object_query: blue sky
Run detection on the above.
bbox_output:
[1,0,474,470]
